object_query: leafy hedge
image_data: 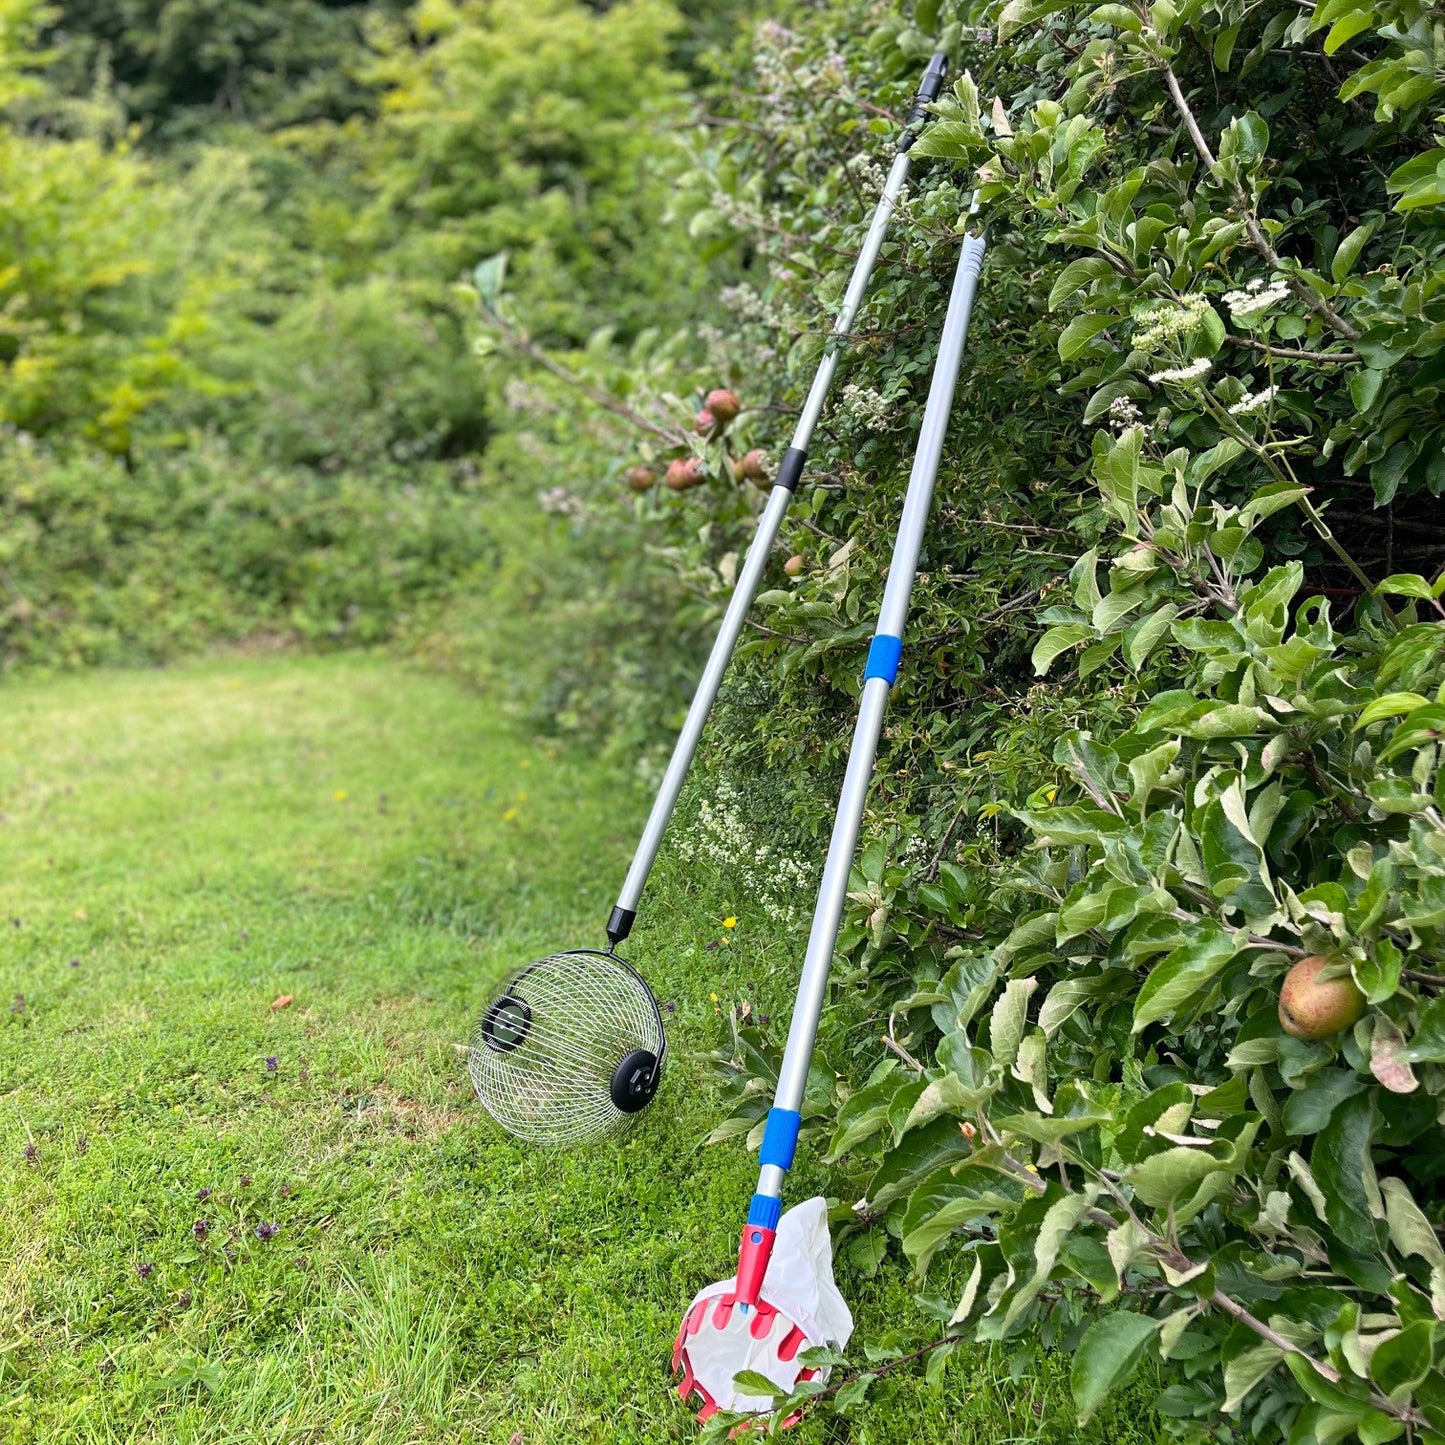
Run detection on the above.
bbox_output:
[0,439,497,670]
[486,0,1445,1436]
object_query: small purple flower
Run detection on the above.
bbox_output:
[664,1001,676,1014]
[136,1262,154,1280]
[68,958,80,969]
[76,1135,88,1156]
[23,1142,38,1166]
[10,993,24,1014]
[254,1222,278,1241]
[193,1219,208,1242]
[196,1185,211,1201]
[759,1014,771,1026]
[265,1056,278,1072]
[177,1291,192,1308]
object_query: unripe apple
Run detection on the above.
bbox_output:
[625,465,655,492]
[665,457,705,491]
[695,409,718,437]
[705,388,740,423]
[783,554,804,577]
[1279,955,1366,1039]
[727,457,746,484]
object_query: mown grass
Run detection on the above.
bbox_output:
[0,655,1156,1443]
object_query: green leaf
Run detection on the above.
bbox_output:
[472,251,510,303]
[832,1372,876,1412]
[1311,1092,1379,1243]
[1125,1127,1257,1209]
[1380,1176,1445,1270]
[731,1369,788,1398]
[1281,1069,1366,1136]
[1132,925,1238,1032]
[996,1188,1100,1335]
[1381,703,1445,762]
[1223,1341,1285,1412]
[1071,1312,1159,1424]
[1049,257,1116,311]
[1355,692,1429,728]
[1124,604,1179,671]
[1375,574,1435,601]
[1059,314,1117,362]
[988,978,1036,1071]
[1039,977,1106,1037]
[1032,623,1092,676]
[1331,222,1375,283]
[1369,1320,1435,1396]
[1013,805,1124,847]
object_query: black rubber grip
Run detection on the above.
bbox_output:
[773,446,808,493]
[900,52,949,147]
[607,906,636,946]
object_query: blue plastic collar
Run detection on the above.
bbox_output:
[758,1107,802,1171]
[864,634,903,685]
[747,1193,782,1230]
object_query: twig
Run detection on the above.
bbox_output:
[1402,969,1445,989]
[678,584,813,644]
[1156,58,1360,341]
[480,305,690,448]
[1225,334,1360,365]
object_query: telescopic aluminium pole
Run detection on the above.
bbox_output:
[733,212,988,1310]
[605,53,950,949]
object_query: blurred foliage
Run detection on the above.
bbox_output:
[0,0,736,689]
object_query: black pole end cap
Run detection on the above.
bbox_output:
[606,906,637,947]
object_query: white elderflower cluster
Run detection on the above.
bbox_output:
[1229,385,1279,416]
[1149,358,1213,385]
[841,382,894,431]
[1132,294,1214,354]
[1223,277,1291,319]
[673,779,815,926]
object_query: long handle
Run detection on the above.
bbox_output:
[734,219,988,1310]
[605,53,950,949]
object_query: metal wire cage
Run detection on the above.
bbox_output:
[467,950,666,1145]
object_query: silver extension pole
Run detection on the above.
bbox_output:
[762,217,987,1201]
[606,53,950,947]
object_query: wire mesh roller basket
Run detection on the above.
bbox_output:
[467,950,666,1145]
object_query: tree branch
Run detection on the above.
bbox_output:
[1156,59,1360,341]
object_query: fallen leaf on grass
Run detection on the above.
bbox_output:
[270,995,294,1011]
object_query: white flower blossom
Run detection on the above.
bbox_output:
[1132,294,1214,354]
[1148,358,1213,384]
[1229,385,1279,415]
[674,779,815,926]
[1222,277,1291,319]
[841,382,894,431]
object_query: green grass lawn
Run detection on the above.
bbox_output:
[0,655,1155,1444]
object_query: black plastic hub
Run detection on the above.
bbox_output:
[609,1048,660,1113]
[481,994,532,1054]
